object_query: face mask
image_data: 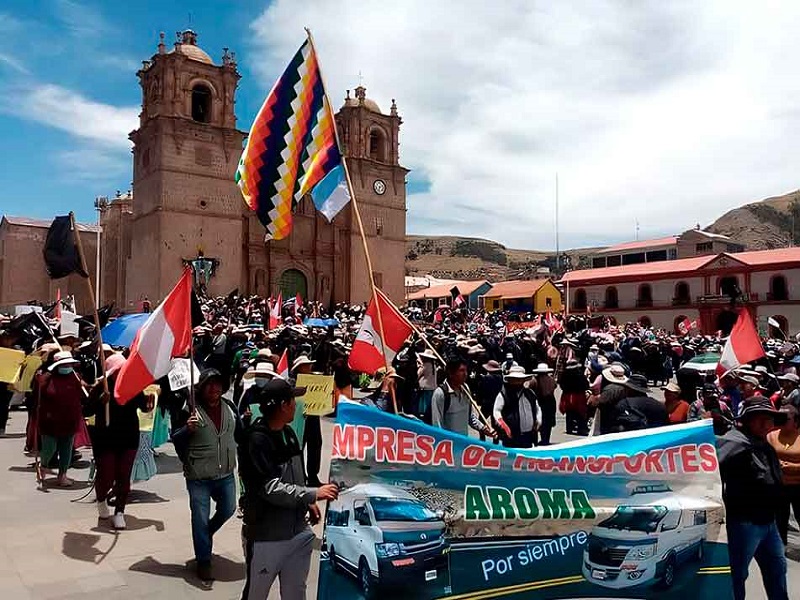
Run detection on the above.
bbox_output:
[255,378,269,388]
[57,366,74,375]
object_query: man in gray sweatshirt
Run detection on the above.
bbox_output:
[238,378,339,599]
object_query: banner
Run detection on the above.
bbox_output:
[0,348,26,384]
[167,358,200,391]
[317,402,731,600]
[506,321,539,332]
[296,373,335,416]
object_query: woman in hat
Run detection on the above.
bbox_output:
[767,404,800,545]
[530,363,556,445]
[558,359,590,436]
[85,353,154,530]
[37,350,85,487]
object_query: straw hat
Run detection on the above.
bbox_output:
[291,355,315,372]
[483,360,502,373]
[602,365,629,385]
[504,365,532,382]
[105,353,126,377]
[48,350,80,372]
[243,362,276,380]
[531,362,553,374]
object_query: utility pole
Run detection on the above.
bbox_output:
[93,196,108,305]
[555,173,560,273]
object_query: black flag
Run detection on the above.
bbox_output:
[191,291,206,328]
[43,215,88,279]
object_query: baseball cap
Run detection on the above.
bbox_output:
[257,378,307,408]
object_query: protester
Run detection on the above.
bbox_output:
[778,373,800,410]
[416,350,438,421]
[363,368,403,413]
[558,358,589,436]
[608,374,669,432]
[662,382,690,424]
[767,404,800,546]
[493,365,541,448]
[86,353,153,529]
[172,369,241,581]
[531,362,556,445]
[476,360,503,441]
[292,354,323,487]
[588,364,629,435]
[718,397,789,600]
[37,350,84,487]
[688,383,734,435]
[431,358,494,438]
[238,378,338,600]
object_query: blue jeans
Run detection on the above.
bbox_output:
[186,474,237,563]
[726,519,788,600]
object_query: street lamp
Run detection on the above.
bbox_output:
[93,196,108,305]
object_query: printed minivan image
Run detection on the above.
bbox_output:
[323,483,451,598]
[582,483,708,590]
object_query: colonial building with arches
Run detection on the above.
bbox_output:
[101,30,407,310]
[561,247,800,336]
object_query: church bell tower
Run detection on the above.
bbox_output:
[127,30,246,303]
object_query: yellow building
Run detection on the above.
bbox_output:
[480,279,562,313]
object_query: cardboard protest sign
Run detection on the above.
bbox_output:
[60,311,80,337]
[317,403,732,600]
[167,358,200,391]
[296,373,335,416]
[13,354,42,392]
[0,348,26,384]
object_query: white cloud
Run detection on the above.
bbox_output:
[0,53,28,74]
[3,83,138,150]
[249,0,800,250]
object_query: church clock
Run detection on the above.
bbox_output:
[373,179,386,195]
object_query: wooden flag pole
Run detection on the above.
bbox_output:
[379,289,494,431]
[305,28,398,415]
[69,212,110,424]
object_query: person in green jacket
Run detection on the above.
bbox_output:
[173,369,242,582]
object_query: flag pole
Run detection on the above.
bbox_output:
[69,212,111,424]
[305,28,398,415]
[376,289,494,431]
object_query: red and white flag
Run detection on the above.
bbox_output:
[294,293,303,318]
[545,311,563,333]
[115,269,192,403]
[453,294,465,308]
[277,349,289,379]
[678,318,697,335]
[717,309,765,376]
[349,290,413,375]
[269,291,283,330]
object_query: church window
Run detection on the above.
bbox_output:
[375,216,384,236]
[368,129,386,162]
[191,84,212,123]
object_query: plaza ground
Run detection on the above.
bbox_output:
[0,393,798,599]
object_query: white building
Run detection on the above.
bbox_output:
[561,248,800,336]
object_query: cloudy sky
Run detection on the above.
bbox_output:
[2,1,800,250]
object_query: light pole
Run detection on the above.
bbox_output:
[93,196,108,305]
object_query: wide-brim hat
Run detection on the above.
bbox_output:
[504,365,532,382]
[104,353,126,377]
[483,360,502,373]
[624,374,650,395]
[291,355,314,372]
[418,350,438,361]
[602,365,629,385]
[779,373,800,384]
[48,351,80,371]
[363,368,404,390]
[564,359,581,370]
[738,397,788,424]
[531,362,553,374]
[243,362,277,380]
[662,382,682,394]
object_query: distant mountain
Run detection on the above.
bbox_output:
[404,235,598,281]
[707,189,800,249]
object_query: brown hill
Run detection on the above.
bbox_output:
[707,189,800,249]
[404,235,597,281]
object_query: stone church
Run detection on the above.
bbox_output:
[100,30,407,310]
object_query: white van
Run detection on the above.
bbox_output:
[325,483,450,598]
[582,483,708,590]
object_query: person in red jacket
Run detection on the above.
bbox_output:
[38,351,85,487]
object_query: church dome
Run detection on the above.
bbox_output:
[169,30,214,65]
[341,86,382,114]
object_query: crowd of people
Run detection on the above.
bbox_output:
[1,294,799,598]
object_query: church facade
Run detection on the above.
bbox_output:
[101,30,407,310]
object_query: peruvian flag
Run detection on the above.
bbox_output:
[269,291,283,330]
[294,293,303,318]
[349,290,413,375]
[678,317,696,335]
[115,269,192,403]
[453,294,466,308]
[277,349,289,379]
[545,311,563,333]
[717,309,765,376]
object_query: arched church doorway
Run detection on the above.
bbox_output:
[716,309,739,336]
[279,268,308,299]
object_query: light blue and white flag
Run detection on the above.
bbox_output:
[310,164,351,221]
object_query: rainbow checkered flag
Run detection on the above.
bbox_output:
[236,36,347,240]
